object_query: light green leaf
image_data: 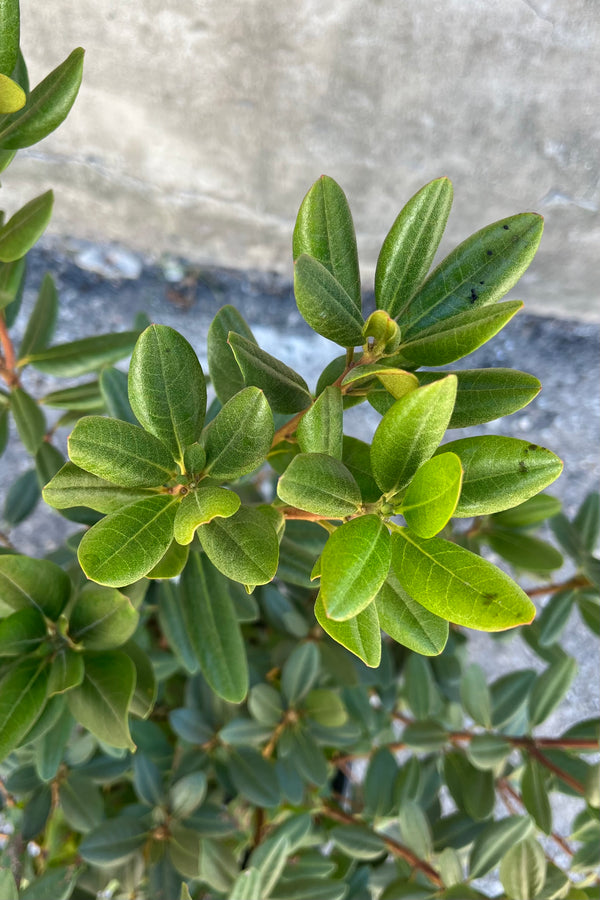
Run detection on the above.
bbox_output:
[418,368,541,429]
[59,771,103,832]
[398,799,433,859]
[528,655,577,727]
[391,528,535,631]
[19,866,81,900]
[248,682,283,726]
[198,505,279,585]
[128,324,206,464]
[0,607,46,656]
[10,386,46,453]
[0,190,53,262]
[269,879,346,900]
[77,495,179,587]
[19,273,58,358]
[146,537,189,579]
[126,641,157,718]
[398,300,523,367]
[466,734,511,771]
[400,452,462,537]
[79,816,148,867]
[296,385,343,459]
[167,824,202,878]
[281,642,320,705]
[329,824,386,860]
[0,47,84,150]
[277,453,361,518]
[460,664,491,728]
[169,771,207,819]
[0,0,19,76]
[304,688,347,727]
[183,441,206,475]
[376,176,453,317]
[293,174,361,310]
[441,436,563,517]
[469,816,533,879]
[207,304,257,402]
[228,332,312,413]
[294,253,364,347]
[173,487,240,544]
[521,759,552,834]
[315,592,381,667]
[320,516,391,620]
[47,647,84,695]
[0,256,25,310]
[67,651,136,749]
[179,553,248,702]
[0,658,48,757]
[499,837,547,900]
[69,583,139,650]
[40,380,103,411]
[399,213,544,338]
[3,467,40,525]
[0,870,18,900]
[99,366,136,423]
[68,415,177,487]
[23,330,139,377]
[203,386,273,480]
[0,554,71,619]
[370,375,457,495]
[43,462,159,513]
[375,570,448,655]
[229,868,264,900]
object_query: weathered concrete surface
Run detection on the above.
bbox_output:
[4,0,598,319]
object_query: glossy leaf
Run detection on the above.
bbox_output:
[173,487,240,544]
[179,553,248,702]
[399,300,523,367]
[391,528,535,631]
[0,47,84,150]
[228,332,312,413]
[207,304,256,402]
[528,655,577,727]
[371,376,457,495]
[0,658,48,758]
[0,554,71,619]
[294,253,364,347]
[99,366,136,423]
[320,516,391,620]
[69,583,139,650]
[293,174,361,309]
[198,505,279,585]
[10,386,46,453]
[277,453,361,518]
[400,452,462,538]
[296,385,343,459]
[376,176,453,317]
[0,606,46,656]
[376,570,448,655]
[79,816,148,867]
[78,495,179,587]
[399,213,544,338]
[0,190,53,262]
[203,386,273,480]
[315,592,381,667]
[469,815,533,879]
[281,642,320,705]
[67,651,136,750]
[442,436,563,517]
[24,330,139,377]
[0,0,19,76]
[43,461,159,513]
[341,435,381,503]
[418,368,541,429]
[499,837,546,900]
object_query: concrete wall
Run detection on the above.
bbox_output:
[7,0,599,318]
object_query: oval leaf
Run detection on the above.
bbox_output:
[315,592,381,667]
[296,385,343,459]
[43,462,159,513]
[376,570,448,655]
[228,332,312,413]
[67,651,135,750]
[0,659,48,757]
[0,190,53,262]
[207,304,257,403]
[69,583,139,650]
[23,330,139,377]
[400,452,463,537]
[294,253,364,347]
[277,453,361,518]
[203,386,273,480]
[173,486,240,545]
[320,515,391,620]
[0,554,71,620]
[197,505,279,585]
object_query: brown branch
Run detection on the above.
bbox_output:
[0,530,17,551]
[526,745,586,795]
[498,778,575,860]
[0,316,19,388]
[320,801,443,888]
[525,575,590,598]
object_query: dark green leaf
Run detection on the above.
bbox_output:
[79,816,148,867]
[3,467,40,524]
[528,655,577,727]
[376,570,448,655]
[19,867,79,900]
[574,492,600,553]
[277,453,361,518]
[400,452,462,537]
[198,505,279,585]
[0,658,48,757]
[59,771,103,832]
[277,519,328,588]
[0,554,71,619]
[297,385,343,459]
[167,823,202,878]
[270,879,346,900]
[486,528,563,573]
[294,253,364,347]
[24,330,139,377]
[156,580,198,674]
[207,304,257,402]
[285,724,328,786]
[315,592,381,667]
[47,646,84,695]
[444,752,495,820]
[203,386,273,480]
[133,752,163,806]
[40,380,104,411]
[376,176,453,317]
[460,664,491,728]
[0,190,53,262]
[521,759,552,834]
[69,583,139,650]
[342,435,382,502]
[398,799,433,859]
[0,0,19,76]
[490,669,537,728]
[0,256,25,309]
[43,461,157,513]
[248,682,283,726]
[364,747,398,817]
[281,642,320,705]
[19,272,58,358]
[0,47,84,150]
[10,386,46,453]
[169,770,207,819]
[405,654,438,719]
[227,746,280,806]
[466,734,511,771]
[320,516,391,620]
[67,650,136,749]
[329,824,386,860]
[228,331,312,413]
[0,606,46,656]
[100,365,136,423]
[491,492,562,529]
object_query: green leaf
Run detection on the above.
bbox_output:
[281,642,320,705]
[399,213,544,338]
[19,867,81,900]
[270,879,346,900]
[293,174,361,310]
[59,771,103,832]
[329,824,386,860]
[68,415,177,487]
[0,0,19,76]
[460,664,491,728]
[370,376,457,495]
[0,190,53,262]
[0,607,46,656]
[466,734,511,771]
[198,505,279,585]
[203,386,273,480]
[47,647,84,695]
[128,324,206,464]
[146,537,189,579]
[10,386,46,453]
[376,176,453,318]
[521,759,552,834]
[77,495,178,587]
[304,688,347,727]
[404,654,438,719]
[398,799,433,859]
[0,256,25,309]
[228,332,312,413]
[444,752,495,820]
[19,273,58,359]
[320,516,391,620]
[574,492,600,552]
[340,435,380,503]
[391,528,535,631]
[376,570,448,655]
[40,380,103,411]
[296,385,343,459]
[227,746,280,806]
[133,752,163,805]
[248,682,283,726]
[173,487,240,545]
[23,330,139,377]
[441,436,563,517]
[418,368,541,429]
[207,304,257,403]
[169,770,207,819]
[364,747,398,817]
[528,655,577,727]
[486,528,564,573]
[315,592,381,667]
[277,453,361,518]
[537,590,575,647]
[398,301,523,367]
[491,493,562,529]
[0,658,48,757]
[67,650,136,749]
[167,824,202,878]
[3,467,40,525]
[0,870,18,900]
[469,815,533,879]
[275,519,328,589]
[0,47,84,150]
[179,553,248,702]
[400,452,462,538]
[0,554,71,619]
[69,583,139,650]
[285,724,328,786]
[99,366,136,423]
[230,869,264,900]
[43,461,159,513]
[79,816,148,867]
[499,837,546,900]
[490,669,537,728]
[294,253,364,347]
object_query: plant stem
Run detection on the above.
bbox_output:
[525,575,591,597]
[0,315,19,388]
